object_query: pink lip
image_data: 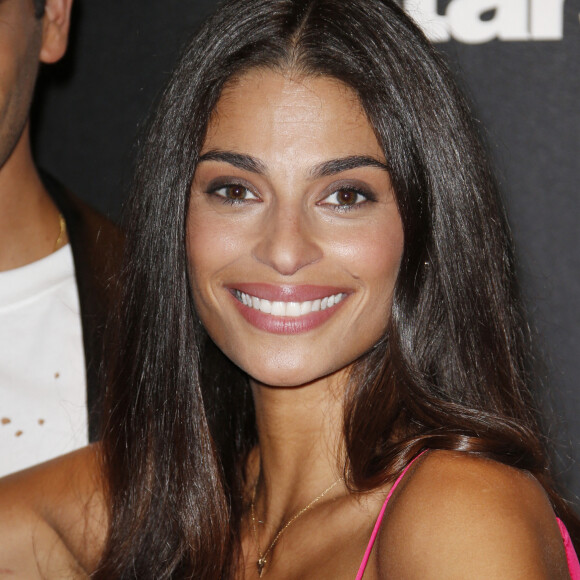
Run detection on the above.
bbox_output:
[227,283,351,335]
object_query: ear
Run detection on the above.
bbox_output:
[39,0,74,64]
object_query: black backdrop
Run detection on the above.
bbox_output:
[33,1,579,499]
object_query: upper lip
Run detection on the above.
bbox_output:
[228,283,351,302]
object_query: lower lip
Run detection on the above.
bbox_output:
[230,292,348,334]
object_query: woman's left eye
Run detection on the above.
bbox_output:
[321,188,369,209]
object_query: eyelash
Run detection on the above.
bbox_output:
[320,187,375,211]
[207,183,259,205]
[205,182,376,210]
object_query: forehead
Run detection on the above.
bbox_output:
[202,69,385,164]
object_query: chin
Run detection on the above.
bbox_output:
[246,365,316,389]
[244,357,349,390]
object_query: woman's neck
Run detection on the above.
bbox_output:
[248,371,348,529]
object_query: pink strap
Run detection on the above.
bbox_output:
[355,451,427,580]
[557,518,580,579]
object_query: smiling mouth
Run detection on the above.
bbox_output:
[233,290,346,317]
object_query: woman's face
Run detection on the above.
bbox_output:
[188,69,404,388]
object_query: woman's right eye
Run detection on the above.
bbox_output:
[209,184,259,203]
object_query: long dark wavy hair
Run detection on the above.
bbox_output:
[95,0,579,577]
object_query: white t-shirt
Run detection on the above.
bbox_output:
[0,245,88,477]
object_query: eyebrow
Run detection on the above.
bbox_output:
[311,156,389,178]
[198,150,267,174]
[198,150,389,178]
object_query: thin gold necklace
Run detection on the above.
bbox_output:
[53,213,66,252]
[250,476,342,577]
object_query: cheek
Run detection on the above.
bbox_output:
[330,220,404,288]
[186,210,251,323]
[186,214,216,307]
[371,232,404,287]
[0,32,41,160]
[187,212,235,279]
[187,205,253,264]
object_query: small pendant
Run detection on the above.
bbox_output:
[257,557,267,577]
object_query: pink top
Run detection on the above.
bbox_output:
[356,452,580,579]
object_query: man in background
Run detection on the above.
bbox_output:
[0,0,122,475]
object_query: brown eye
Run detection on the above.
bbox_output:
[226,185,248,199]
[336,190,359,206]
[322,188,368,208]
[211,184,259,202]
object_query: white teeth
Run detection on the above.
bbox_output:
[235,291,345,317]
[286,302,301,316]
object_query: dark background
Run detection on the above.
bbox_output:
[33,1,579,499]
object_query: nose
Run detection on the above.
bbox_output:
[252,204,322,276]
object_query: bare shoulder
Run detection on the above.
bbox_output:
[376,450,569,579]
[0,445,107,578]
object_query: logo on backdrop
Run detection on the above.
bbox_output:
[403,0,567,44]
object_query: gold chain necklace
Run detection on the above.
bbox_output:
[53,213,66,252]
[250,476,342,577]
